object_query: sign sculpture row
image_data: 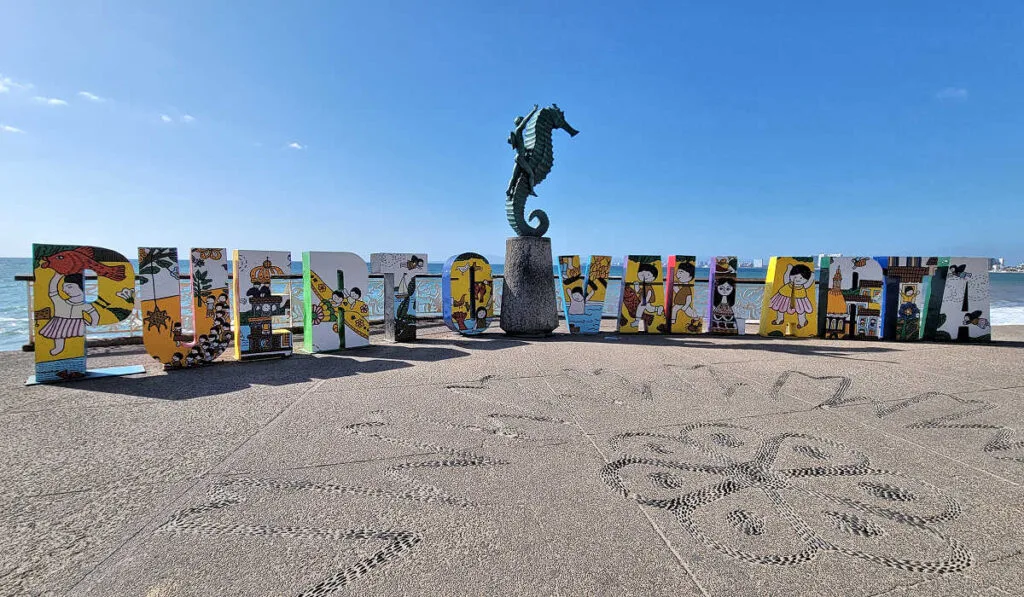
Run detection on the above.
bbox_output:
[28,244,993,384]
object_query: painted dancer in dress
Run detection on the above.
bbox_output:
[38,273,99,356]
[768,264,815,328]
[711,278,737,333]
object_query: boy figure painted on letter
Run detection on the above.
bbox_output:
[567,286,594,316]
[670,262,700,324]
[628,263,664,331]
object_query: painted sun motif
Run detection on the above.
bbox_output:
[145,307,171,332]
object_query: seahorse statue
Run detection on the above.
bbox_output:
[505,103,579,237]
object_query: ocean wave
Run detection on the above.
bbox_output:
[991,306,1024,326]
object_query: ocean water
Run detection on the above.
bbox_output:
[2,257,1023,352]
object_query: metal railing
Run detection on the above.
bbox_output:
[13,272,767,350]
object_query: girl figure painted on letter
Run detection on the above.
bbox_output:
[768,264,814,328]
[711,278,737,333]
[38,273,99,356]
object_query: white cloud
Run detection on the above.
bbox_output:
[287,142,304,150]
[160,114,173,123]
[77,91,104,102]
[33,96,68,106]
[935,87,968,101]
[0,75,31,93]
[0,124,25,134]
[181,114,195,123]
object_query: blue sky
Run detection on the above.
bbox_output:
[1,1,1022,263]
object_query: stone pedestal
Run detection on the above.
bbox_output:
[382,273,397,342]
[381,273,419,343]
[500,236,559,337]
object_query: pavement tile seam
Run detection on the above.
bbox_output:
[761,357,1020,414]
[955,574,1015,596]
[806,403,1024,487]
[0,398,212,416]
[439,357,706,588]
[4,479,202,502]
[217,452,441,477]
[313,371,574,395]
[908,365,1020,395]
[858,577,939,597]
[66,376,332,595]
[92,412,608,595]
[148,477,429,595]
[597,421,983,588]
[706,361,1024,472]
[516,501,572,596]
[8,487,96,500]
[521,365,715,597]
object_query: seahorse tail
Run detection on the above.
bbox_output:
[524,209,549,237]
[506,176,549,237]
[506,197,548,237]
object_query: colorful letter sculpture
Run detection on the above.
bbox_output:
[557,255,611,334]
[30,244,141,383]
[760,257,818,337]
[818,256,885,340]
[139,248,232,368]
[924,257,992,342]
[302,251,370,352]
[370,253,427,342]
[879,256,940,341]
[664,255,703,334]
[233,250,293,360]
[707,256,739,335]
[442,253,493,335]
[617,256,666,334]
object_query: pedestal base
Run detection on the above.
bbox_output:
[500,237,559,337]
[26,365,146,386]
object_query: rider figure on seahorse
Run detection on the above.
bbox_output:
[507,104,540,198]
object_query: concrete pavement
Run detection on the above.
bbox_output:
[2,323,1024,596]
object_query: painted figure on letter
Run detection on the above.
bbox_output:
[711,278,737,333]
[768,263,815,329]
[623,263,664,332]
[39,273,99,356]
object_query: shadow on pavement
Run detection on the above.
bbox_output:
[536,331,905,356]
[427,337,530,352]
[82,344,476,400]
